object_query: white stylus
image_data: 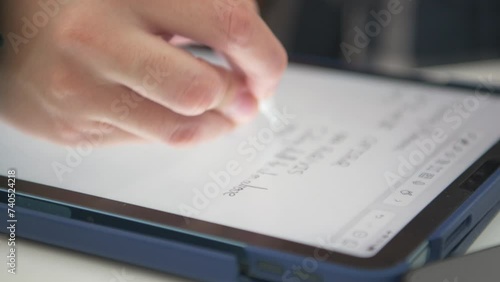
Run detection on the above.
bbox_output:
[259,97,277,122]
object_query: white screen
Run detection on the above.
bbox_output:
[1,58,499,258]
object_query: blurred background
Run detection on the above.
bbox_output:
[257,0,500,78]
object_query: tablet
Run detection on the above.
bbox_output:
[1,56,500,282]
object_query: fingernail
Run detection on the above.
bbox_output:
[222,89,258,123]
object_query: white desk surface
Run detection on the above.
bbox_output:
[1,61,500,282]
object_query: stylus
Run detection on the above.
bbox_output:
[259,96,277,122]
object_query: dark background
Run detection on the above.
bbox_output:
[258,0,500,69]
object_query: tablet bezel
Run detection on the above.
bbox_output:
[1,65,500,269]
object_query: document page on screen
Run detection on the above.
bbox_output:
[1,58,499,257]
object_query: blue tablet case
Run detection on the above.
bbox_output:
[1,169,499,282]
[243,169,500,282]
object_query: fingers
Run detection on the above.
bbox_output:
[94,27,258,122]
[97,28,226,116]
[79,123,145,146]
[132,0,288,98]
[216,85,259,124]
[91,85,236,146]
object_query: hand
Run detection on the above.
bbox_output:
[0,0,287,146]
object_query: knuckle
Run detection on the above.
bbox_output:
[48,68,77,99]
[174,74,222,116]
[52,7,104,54]
[53,18,92,51]
[224,5,255,47]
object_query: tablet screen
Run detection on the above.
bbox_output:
[1,60,499,258]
